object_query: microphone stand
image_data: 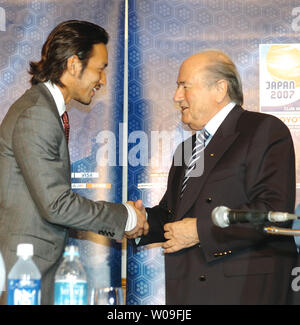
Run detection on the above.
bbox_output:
[264,226,300,236]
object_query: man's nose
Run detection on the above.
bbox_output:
[173,86,184,103]
[100,71,106,86]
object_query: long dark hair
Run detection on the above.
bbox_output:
[29,20,109,87]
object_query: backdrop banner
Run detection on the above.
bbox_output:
[125,0,300,305]
[2,0,300,306]
[0,0,125,297]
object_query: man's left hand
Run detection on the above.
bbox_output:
[162,218,199,253]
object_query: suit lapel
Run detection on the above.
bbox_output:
[176,105,244,219]
[172,134,196,215]
[37,84,71,178]
[37,83,65,134]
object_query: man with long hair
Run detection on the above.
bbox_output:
[0,20,148,305]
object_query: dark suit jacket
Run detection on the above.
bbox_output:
[0,83,128,304]
[139,105,297,304]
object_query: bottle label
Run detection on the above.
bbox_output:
[7,279,41,305]
[54,280,87,305]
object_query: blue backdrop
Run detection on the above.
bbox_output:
[0,0,125,296]
[126,0,300,305]
[1,0,300,305]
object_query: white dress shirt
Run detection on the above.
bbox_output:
[43,81,137,232]
[197,101,236,146]
[44,81,66,120]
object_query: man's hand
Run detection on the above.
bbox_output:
[125,200,149,239]
[162,218,199,253]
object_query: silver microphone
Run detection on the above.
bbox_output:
[212,206,298,228]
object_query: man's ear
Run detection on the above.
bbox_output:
[215,79,228,104]
[66,55,81,76]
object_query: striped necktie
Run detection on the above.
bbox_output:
[61,111,70,144]
[180,129,210,198]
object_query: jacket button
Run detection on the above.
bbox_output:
[206,198,212,203]
[199,275,206,281]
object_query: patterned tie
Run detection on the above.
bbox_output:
[180,129,210,198]
[61,111,70,144]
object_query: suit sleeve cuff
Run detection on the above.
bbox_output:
[123,203,137,231]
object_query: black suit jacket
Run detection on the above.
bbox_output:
[139,105,297,304]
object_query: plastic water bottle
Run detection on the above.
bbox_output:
[54,245,87,305]
[7,243,41,305]
[0,250,5,295]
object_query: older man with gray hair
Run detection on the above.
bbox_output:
[135,50,297,305]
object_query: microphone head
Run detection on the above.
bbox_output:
[211,206,230,228]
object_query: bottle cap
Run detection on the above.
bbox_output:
[63,245,79,257]
[17,243,33,257]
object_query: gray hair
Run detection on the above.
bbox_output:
[201,51,244,105]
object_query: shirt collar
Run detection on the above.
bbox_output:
[197,101,236,145]
[44,81,66,117]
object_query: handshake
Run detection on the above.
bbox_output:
[124,200,149,239]
[122,200,200,254]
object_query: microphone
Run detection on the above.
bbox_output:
[212,206,298,228]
